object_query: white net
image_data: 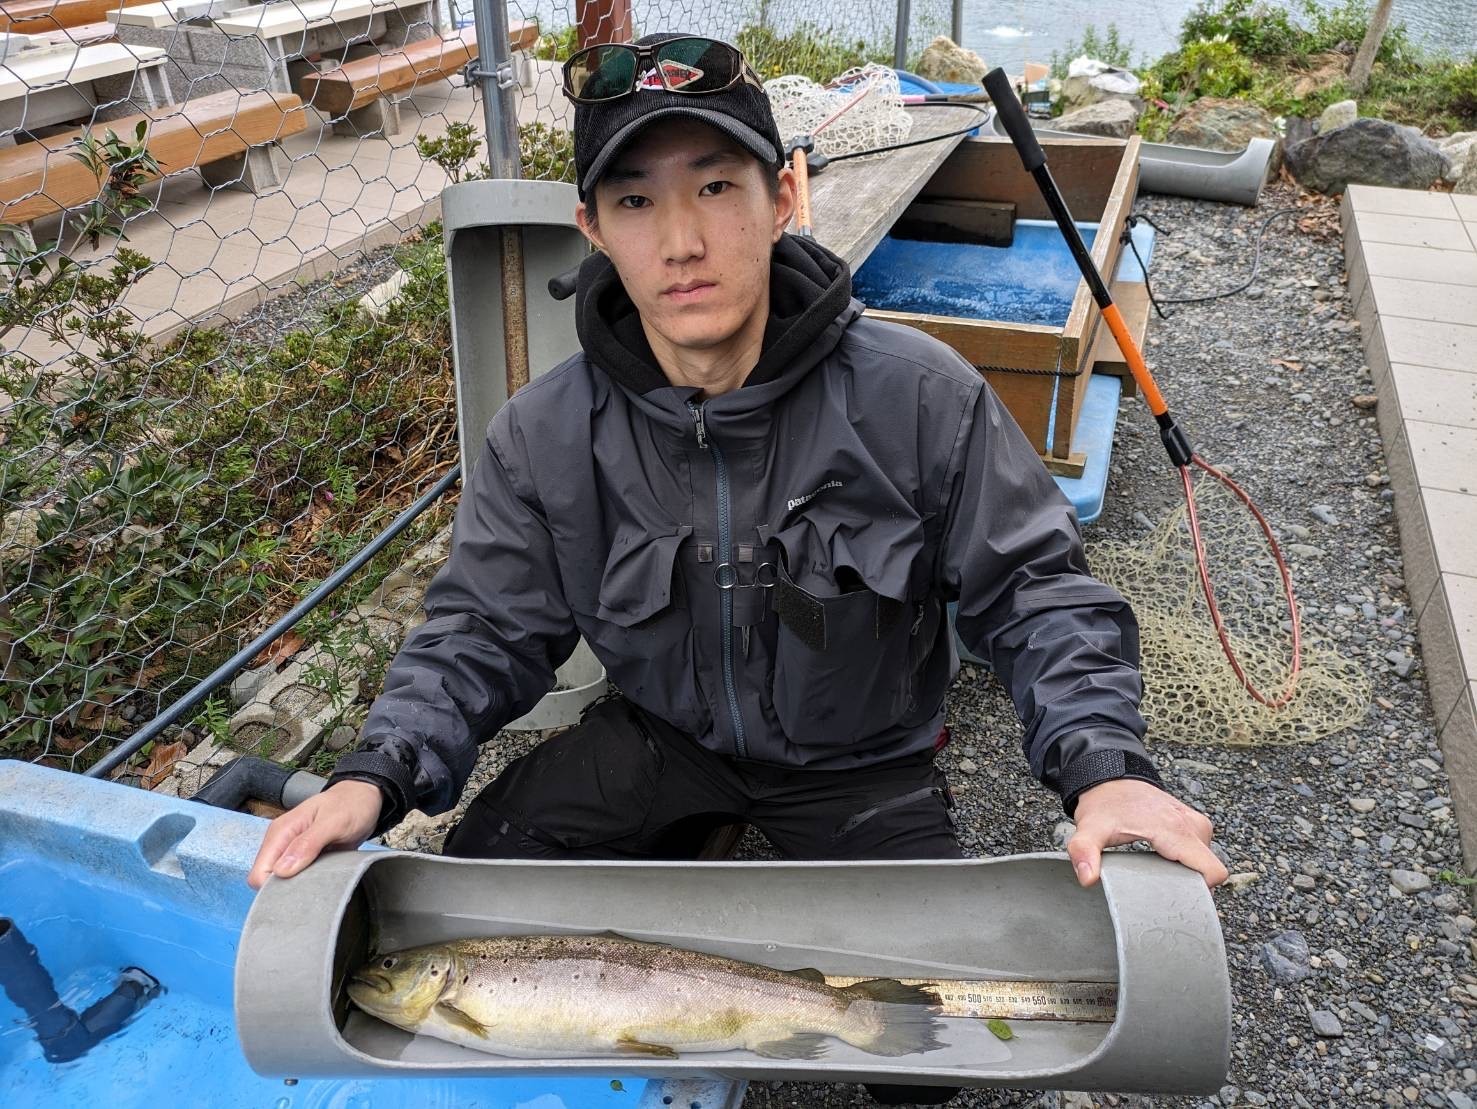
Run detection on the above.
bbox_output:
[1090,481,1369,747]
[765,63,911,159]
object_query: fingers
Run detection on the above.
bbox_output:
[247,808,310,890]
[1066,829,1106,888]
[1067,778,1228,889]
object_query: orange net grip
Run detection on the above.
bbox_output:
[1101,303,1168,417]
[793,149,813,236]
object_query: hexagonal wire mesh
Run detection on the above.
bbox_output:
[0,0,950,779]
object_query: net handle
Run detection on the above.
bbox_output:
[982,68,1188,462]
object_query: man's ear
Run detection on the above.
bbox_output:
[575,203,605,252]
[771,165,798,243]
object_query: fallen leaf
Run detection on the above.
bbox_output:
[251,631,305,668]
[141,740,188,789]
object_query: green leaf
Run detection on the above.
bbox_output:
[986,1019,1014,1041]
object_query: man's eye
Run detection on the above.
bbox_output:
[618,195,650,209]
[700,181,731,196]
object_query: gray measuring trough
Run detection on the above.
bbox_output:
[236,850,1230,1093]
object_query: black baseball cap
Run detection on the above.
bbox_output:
[573,33,785,200]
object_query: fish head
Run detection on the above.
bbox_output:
[347,945,458,1025]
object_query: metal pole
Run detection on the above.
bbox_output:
[893,0,912,70]
[951,0,963,45]
[470,0,520,177]
[85,465,463,781]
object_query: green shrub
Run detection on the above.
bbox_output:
[1153,36,1256,100]
[1181,0,1305,60]
[736,22,889,84]
[532,24,578,62]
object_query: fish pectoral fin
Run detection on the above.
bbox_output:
[786,967,827,984]
[616,1037,679,1058]
[434,1001,490,1039]
[752,1033,829,1060]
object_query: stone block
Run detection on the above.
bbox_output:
[332,95,402,138]
[198,142,290,193]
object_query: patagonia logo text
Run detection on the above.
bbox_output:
[786,480,842,512]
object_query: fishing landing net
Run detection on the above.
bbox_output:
[765,64,912,160]
[1089,479,1368,747]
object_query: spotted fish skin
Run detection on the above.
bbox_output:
[346,933,943,1060]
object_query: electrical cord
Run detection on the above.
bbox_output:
[1123,208,1303,319]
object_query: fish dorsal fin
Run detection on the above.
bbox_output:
[435,1001,489,1038]
[787,967,827,984]
[617,1037,678,1058]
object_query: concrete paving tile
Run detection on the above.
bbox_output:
[1386,425,1442,618]
[1419,576,1470,735]
[1426,489,1477,580]
[1354,211,1476,251]
[1390,363,1477,430]
[1365,274,1477,325]
[1380,315,1477,373]
[1448,573,1477,690]
[1347,185,1460,221]
[1438,683,1477,877]
[1407,420,1477,496]
[1454,193,1477,223]
[1359,241,1477,286]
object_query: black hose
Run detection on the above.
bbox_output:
[190,756,326,812]
[86,463,461,781]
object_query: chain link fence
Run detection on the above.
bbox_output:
[1,0,949,782]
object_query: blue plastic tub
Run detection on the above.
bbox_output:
[853,221,1101,329]
[0,760,737,1108]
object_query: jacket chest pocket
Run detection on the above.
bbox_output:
[570,524,692,638]
[768,541,930,746]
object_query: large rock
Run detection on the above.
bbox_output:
[1061,57,1143,113]
[1052,99,1140,139]
[915,36,987,85]
[1439,131,1477,182]
[1166,97,1279,150]
[1453,157,1477,196]
[1317,99,1357,133]
[1286,117,1451,195]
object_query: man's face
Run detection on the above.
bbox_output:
[577,122,796,357]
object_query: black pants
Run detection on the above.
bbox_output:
[443,694,963,1104]
[443,694,963,862]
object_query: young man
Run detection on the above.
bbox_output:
[249,24,1224,974]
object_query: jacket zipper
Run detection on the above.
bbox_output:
[689,399,748,758]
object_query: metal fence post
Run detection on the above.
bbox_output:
[893,0,912,69]
[951,0,963,44]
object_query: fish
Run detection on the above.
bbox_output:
[346,932,945,1060]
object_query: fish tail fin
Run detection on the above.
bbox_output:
[839,979,941,1007]
[837,979,945,1057]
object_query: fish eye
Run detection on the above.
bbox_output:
[381,957,396,969]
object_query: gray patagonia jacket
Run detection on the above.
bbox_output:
[329,235,1164,835]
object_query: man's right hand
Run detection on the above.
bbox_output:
[246,779,383,890]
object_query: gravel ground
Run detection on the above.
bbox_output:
[381,180,1476,1108]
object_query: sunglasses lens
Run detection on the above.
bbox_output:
[567,45,637,101]
[654,38,739,93]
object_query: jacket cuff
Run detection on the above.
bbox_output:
[1058,747,1165,818]
[326,746,417,838]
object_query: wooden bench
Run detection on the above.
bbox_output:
[0,0,147,33]
[297,19,538,137]
[0,88,306,225]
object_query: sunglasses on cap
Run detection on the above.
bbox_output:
[561,36,765,104]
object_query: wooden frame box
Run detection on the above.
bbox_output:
[863,135,1141,466]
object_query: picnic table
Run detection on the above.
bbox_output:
[0,34,169,134]
[109,0,445,99]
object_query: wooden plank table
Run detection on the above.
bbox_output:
[802,104,984,269]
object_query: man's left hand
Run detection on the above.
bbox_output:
[1066,778,1228,889]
